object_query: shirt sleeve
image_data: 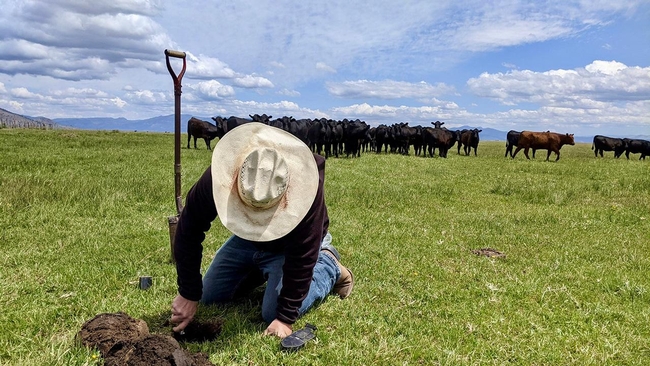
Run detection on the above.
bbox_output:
[173,167,217,301]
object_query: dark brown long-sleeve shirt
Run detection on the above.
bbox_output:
[173,153,329,325]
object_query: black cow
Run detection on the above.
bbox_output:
[505,130,536,158]
[592,135,627,158]
[374,124,391,154]
[212,115,252,134]
[460,128,481,156]
[393,122,419,155]
[187,117,224,150]
[329,120,344,157]
[342,119,370,157]
[623,138,650,160]
[250,114,272,123]
[307,118,330,157]
[422,126,456,158]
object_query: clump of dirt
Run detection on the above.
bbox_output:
[104,334,213,366]
[471,248,506,258]
[77,312,149,355]
[77,312,218,366]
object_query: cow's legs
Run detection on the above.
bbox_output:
[512,146,523,158]
[523,148,531,160]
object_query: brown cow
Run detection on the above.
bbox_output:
[512,131,575,161]
[187,117,224,150]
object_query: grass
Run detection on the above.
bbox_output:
[1,128,649,365]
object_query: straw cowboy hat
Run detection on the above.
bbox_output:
[211,122,319,242]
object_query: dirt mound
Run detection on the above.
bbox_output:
[104,334,212,366]
[77,312,149,354]
[471,248,506,258]
[77,312,217,366]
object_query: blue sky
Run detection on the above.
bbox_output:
[0,0,649,136]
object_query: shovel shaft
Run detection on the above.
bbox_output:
[165,49,187,264]
[165,49,187,215]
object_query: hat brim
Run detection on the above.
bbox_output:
[211,122,319,242]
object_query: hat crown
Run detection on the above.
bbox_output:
[237,147,289,209]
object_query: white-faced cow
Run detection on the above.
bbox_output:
[187,117,224,150]
[512,131,575,161]
[591,135,627,158]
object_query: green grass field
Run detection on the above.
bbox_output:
[1,128,649,365]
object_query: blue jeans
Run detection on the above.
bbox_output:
[200,232,340,323]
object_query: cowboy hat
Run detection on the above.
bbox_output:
[211,122,319,242]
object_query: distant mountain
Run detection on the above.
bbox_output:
[53,114,210,133]
[0,108,58,129]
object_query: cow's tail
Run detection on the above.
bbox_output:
[591,142,594,150]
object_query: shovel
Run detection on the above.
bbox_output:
[164,49,186,264]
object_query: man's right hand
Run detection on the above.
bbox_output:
[170,294,198,332]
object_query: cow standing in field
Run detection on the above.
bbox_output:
[622,138,650,160]
[505,130,537,158]
[422,123,457,158]
[512,131,575,161]
[591,135,627,158]
[187,117,224,150]
[460,128,481,156]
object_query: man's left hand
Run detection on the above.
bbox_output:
[263,319,292,338]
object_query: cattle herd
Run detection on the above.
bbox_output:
[186,115,649,161]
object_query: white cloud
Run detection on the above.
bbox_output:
[278,88,301,97]
[192,80,236,100]
[467,60,650,106]
[316,62,337,74]
[128,90,166,104]
[331,103,460,121]
[111,97,127,108]
[11,87,39,99]
[232,75,274,88]
[585,60,627,75]
[185,53,237,79]
[327,80,456,100]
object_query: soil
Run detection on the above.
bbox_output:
[471,248,506,258]
[77,312,221,366]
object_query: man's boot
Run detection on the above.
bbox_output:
[322,249,354,299]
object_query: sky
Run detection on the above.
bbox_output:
[1,0,649,136]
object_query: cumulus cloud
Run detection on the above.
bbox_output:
[327,80,456,100]
[0,0,172,80]
[220,99,329,120]
[192,80,236,100]
[232,75,274,89]
[126,89,167,104]
[330,102,463,122]
[467,60,650,106]
[185,53,237,79]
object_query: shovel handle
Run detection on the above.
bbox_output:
[165,49,186,58]
[165,49,186,84]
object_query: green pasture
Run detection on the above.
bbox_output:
[1,128,648,365]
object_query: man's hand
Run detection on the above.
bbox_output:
[170,294,198,332]
[263,319,293,338]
